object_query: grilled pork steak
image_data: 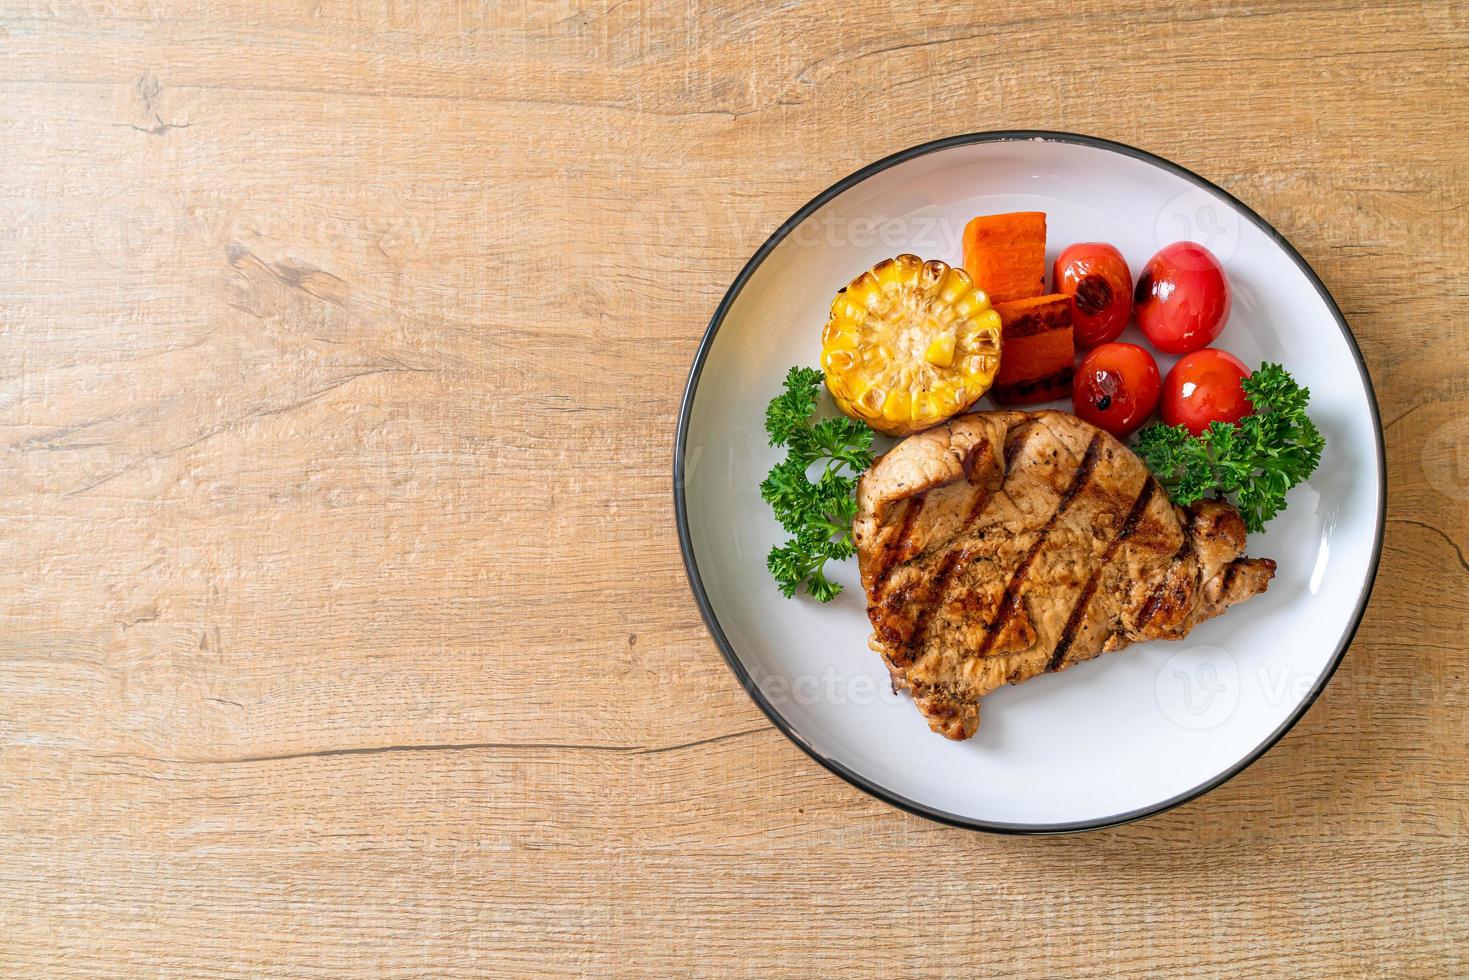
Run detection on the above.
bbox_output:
[853,410,1275,740]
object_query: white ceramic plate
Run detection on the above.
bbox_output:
[675,132,1384,833]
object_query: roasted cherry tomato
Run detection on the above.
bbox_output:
[1053,242,1133,348]
[1161,348,1253,435]
[1134,241,1231,354]
[1072,342,1160,438]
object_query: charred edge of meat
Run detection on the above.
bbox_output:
[908,680,978,739]
[1133,547,1180,630]
[873,581,917,651]
[974,433,1104,659]
[1046,477,1159,672]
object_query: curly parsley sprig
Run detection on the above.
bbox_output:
[760,366,874,602]
[1134,363,1324,533]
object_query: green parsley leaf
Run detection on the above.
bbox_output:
[765,366,825,447]
[1133,362,1324,533]
[761,365,874,602]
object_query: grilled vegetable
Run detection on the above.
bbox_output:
[1054,241,1133,348]
[821,255,1002,437]
[990,293,1075,404]
[961,211,1047,303]
[1072,342,1160,438]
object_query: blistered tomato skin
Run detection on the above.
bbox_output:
[1134,242,1231,355]
[1071,342,1161,439]
[1054,242,1133,349]
[1161,348,1253,436]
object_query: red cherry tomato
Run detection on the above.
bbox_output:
[1161,348,1253,435]
[1134,241,1231,354]
[1072,342,1161,438]
[1054,242,1133,349]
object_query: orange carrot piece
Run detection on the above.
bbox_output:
[962,211,1047,303]
[991,293,1074,405]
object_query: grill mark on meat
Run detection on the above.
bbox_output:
[960,438,991,482]
[1219,561,1240,597]
[884,437,1006,666]
[1046,477,1158,672]
[974,433,1105,659]
[1136,539,1192,629]
[871,494,925,598]
[1002,418,1044,473]
[958,443,998,530]
[872,583,917,652]
[871,441,993,602]
[885,549,959,668]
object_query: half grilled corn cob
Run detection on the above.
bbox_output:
[821,255,1002,437]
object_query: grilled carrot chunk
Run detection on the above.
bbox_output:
[991,293,1075,405]
[961,211,1047,303]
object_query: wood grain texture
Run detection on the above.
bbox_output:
[0,0,1465,975]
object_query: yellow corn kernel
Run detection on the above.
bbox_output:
[821,318,853,347]
[912,391,941,420]
[822,348,855,374]
[952,294,980,318]
[918,259,947,292]
[872,258,903,292]
[924,333,956,368]
[960,322,999,350]
[856,382,886,415]
[881,389,911,424]
[975,308,1002,333]
[846,273,880,308]
[959,353,995,378]
[937,267,971,305]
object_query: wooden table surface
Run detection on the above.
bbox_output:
[2,1,1466,976]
